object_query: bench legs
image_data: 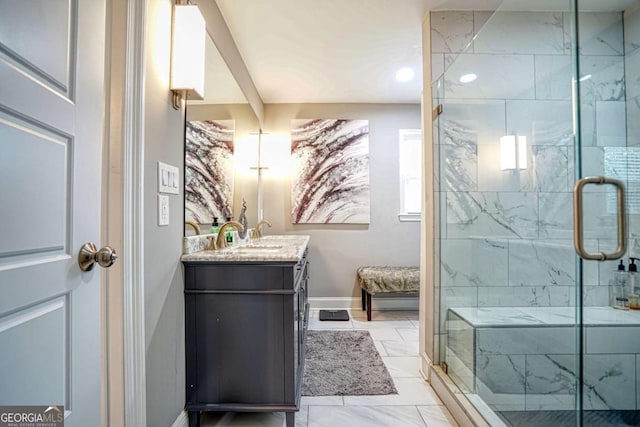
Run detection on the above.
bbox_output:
[361,288,372,321]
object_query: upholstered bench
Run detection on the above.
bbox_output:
[357,266,420,321]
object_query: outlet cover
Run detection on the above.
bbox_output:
[158,194,170,226]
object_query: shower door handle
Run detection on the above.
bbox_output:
[573,176,627,261]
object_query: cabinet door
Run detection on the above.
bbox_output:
[192,294,286,404]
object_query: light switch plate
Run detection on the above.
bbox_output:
[158,194,170,226]
[158,161,179,194]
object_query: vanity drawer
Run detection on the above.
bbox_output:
[185,264,293,291]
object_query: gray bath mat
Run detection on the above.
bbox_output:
[302,330,398,396]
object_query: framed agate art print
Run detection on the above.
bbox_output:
[185,120,235,223]
[291,119,370,224]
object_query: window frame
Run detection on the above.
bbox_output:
[398,128,423,221]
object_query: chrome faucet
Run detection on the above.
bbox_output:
[185,221,201,235]
[215,221,245,250]
[251,220,272,239]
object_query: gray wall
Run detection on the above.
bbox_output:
[143,0,185,425]
[262,104,421,298]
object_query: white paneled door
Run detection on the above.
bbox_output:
[0,0,106,425]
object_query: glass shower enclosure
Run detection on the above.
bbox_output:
[431,0,640,425]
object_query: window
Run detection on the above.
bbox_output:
[399,129,422,219]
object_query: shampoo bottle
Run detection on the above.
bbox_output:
[612,260,629,310]
[629,258,639,310]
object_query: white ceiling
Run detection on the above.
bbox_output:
[216,0,433,104]
[208,0,639,105]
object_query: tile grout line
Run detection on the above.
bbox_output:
[415,404,430,427]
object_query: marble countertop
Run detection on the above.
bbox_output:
[449,306,640,327]
[181,234,310,263]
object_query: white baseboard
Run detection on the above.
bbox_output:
[308,296,419,311]
[171,410,188,427]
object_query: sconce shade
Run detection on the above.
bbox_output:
[500,135,527,170]
[500,136,516,170]
[517,136,527,169]
[171,4,205,100]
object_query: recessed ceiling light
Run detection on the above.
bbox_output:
[459,73,477,83]
[395,68,415,82]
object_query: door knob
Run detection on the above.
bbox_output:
[78,242,118,271]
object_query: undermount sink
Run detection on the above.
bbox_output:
[219,244,284,255]
[235,247,282,253]
[241,244,284,249]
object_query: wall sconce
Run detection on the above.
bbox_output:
[500,135,527,170]
[170,3,205,110]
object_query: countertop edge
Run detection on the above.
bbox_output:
[180,235,310,263]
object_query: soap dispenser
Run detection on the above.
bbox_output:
[629,258,640,310]
[612,260,629,310]
[210,218,220,234]
[225,216,234,245]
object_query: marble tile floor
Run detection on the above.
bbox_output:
[201,309,458,427]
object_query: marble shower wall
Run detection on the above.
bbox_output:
[432,10,627,316]
[625,7,640,256]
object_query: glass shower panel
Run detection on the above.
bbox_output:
[626,4,640,256]
[433,2,581,425]
[575,1,640,424]
[431,76,446,364]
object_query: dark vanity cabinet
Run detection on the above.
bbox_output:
[183,249,309,427]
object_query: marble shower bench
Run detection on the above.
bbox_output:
[446,306,640,412]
